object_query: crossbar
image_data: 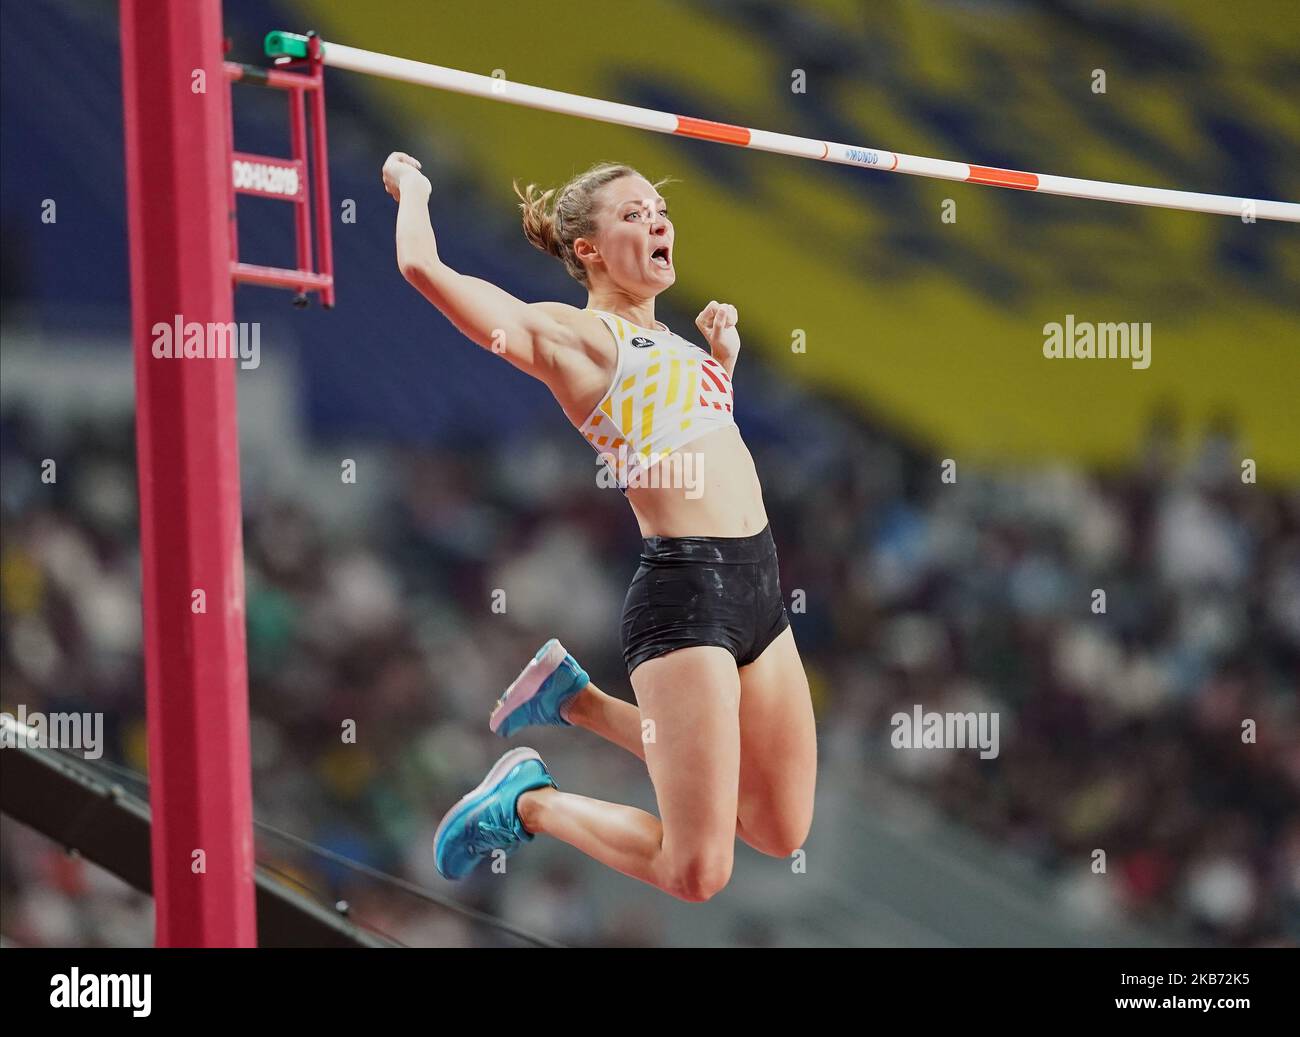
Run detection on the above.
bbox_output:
[265,30,1299,223]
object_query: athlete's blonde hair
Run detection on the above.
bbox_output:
[514,163,676,284]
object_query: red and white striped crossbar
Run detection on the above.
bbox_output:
[265,31,1299,224]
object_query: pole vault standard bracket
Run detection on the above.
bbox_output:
[224,32,334,307]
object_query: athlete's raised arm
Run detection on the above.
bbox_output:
[382,152,590,383]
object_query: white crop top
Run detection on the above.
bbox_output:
[578,308,736,489]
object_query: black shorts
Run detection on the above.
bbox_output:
[621,523,791,676]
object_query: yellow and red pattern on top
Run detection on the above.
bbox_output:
[579,309,735,486]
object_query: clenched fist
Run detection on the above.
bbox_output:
[382,151,431,202]
[695,300,740,361]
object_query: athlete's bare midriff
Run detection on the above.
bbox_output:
[623,425,768,539]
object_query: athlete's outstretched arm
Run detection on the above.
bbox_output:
[382,151,580,381]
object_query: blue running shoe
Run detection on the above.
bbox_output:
[489,638,590,737]
[433,747,557,881]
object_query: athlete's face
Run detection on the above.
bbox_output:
[579,176,675,294]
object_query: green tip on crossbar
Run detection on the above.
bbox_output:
[265,31,315,60]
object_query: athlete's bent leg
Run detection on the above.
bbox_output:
[518,645,741,902]
[563,681,646,760]
[734,626,817,857]
[563,667,810,858]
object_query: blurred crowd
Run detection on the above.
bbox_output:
[783,408,1300,947]
[1,397,1297,947]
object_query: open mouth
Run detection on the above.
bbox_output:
[650,246,671,269]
